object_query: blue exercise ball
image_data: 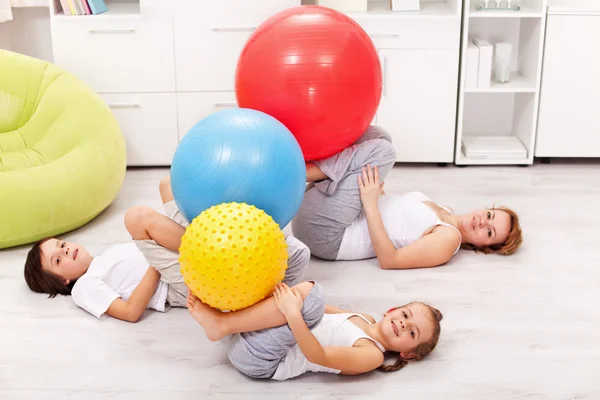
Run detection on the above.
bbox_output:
[171,108,306,228]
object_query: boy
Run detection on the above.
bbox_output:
[24,176,310,322]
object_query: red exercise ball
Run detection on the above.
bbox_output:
[235,5,382,161]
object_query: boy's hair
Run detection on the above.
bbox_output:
[461,206,523,255]
[23,237,75,298]
[379,303,443,372]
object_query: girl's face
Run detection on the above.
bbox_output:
[460,209,511,247]
[379,303,434,353]
[40,239,92,284]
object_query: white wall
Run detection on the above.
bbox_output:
[0,6,52,61]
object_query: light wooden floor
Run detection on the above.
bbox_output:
[2,162,599,399]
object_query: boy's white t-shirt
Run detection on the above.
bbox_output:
[71,243,168,319]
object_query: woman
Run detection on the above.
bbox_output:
[291,126,522,269]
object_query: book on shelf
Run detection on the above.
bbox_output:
[60,0,107,15]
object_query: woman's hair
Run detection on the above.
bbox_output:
[379,303,443,372]
[462,206,523,255]
[23,237,75,298]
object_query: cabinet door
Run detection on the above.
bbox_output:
[173,0,299,92]
[52,17,175,93]
[535,14,600,158]
[100,93,179,166]
[377,49,458,163]
[177,92,238,140]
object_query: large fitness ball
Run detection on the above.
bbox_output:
[235,5,381,161]
[179,202,288,311]
[170,108,306,227]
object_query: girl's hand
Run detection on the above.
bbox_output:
[358,164,384,210]
[274,283,304,319]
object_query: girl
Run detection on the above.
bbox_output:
[23,176,310,323]
[291,126,523,269]
[187,281,443,380]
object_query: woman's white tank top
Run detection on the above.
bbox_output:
[336,191,462,260]
[271,313,385,381]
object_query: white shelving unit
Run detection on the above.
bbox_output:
[455,0,547,165]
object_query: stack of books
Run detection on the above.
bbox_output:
[59,0,108,15]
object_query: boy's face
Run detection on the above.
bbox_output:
[40,239,92,284]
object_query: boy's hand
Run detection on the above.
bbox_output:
[274,283,304,319]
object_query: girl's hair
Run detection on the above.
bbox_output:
[379,303,443,372]
[23,237,75,298]
[461,206,523,255]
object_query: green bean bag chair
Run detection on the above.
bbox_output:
[0,50,126,249]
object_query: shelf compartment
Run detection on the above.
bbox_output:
[464,72,536,92]
[458,92,536,164]
[52,0,141,19]
[468,4,544,18]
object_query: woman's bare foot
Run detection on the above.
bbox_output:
[186,292,227,341]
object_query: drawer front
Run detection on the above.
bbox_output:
[174,0,299,91]
[52,17,175,93]
[351,16,460,50]
[177,92,238,139]
[100,93,179,166]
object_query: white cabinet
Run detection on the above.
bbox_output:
[177,92,238,139]
[535,9,600,158]
[101,93,179,166]
[173,0,298,92]
[48,0,463,165]
[350,7,462,163]
[378,49,459,162]
[51,16,176,93]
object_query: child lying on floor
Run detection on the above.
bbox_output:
[23,176,310,323]
[187,281,443,379]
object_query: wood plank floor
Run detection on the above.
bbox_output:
[1,162,599,399]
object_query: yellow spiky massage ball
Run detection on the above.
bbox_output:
[179,202,288,311]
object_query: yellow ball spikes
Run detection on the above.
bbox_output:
[179,202,288,311]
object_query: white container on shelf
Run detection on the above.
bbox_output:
[494,42,513,83]
[316,0,368,12]
[473,38,493,88]
[390,0,420,12]
[465,40,480,89]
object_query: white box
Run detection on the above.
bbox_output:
[462,136,527,160]
[316,0,367,12]
[473,38,493,88]
[465,40,479,89]
[390,0,420,11]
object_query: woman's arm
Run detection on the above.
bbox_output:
[363,205,459,269]
[106,267,161,322]
[358,165,459,269]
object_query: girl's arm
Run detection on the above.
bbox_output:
[275,284,383,374]
[106,267,161,323]
[286,313,384,373]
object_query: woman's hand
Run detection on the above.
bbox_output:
[358,164,384,210]
[274,283,304,320]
